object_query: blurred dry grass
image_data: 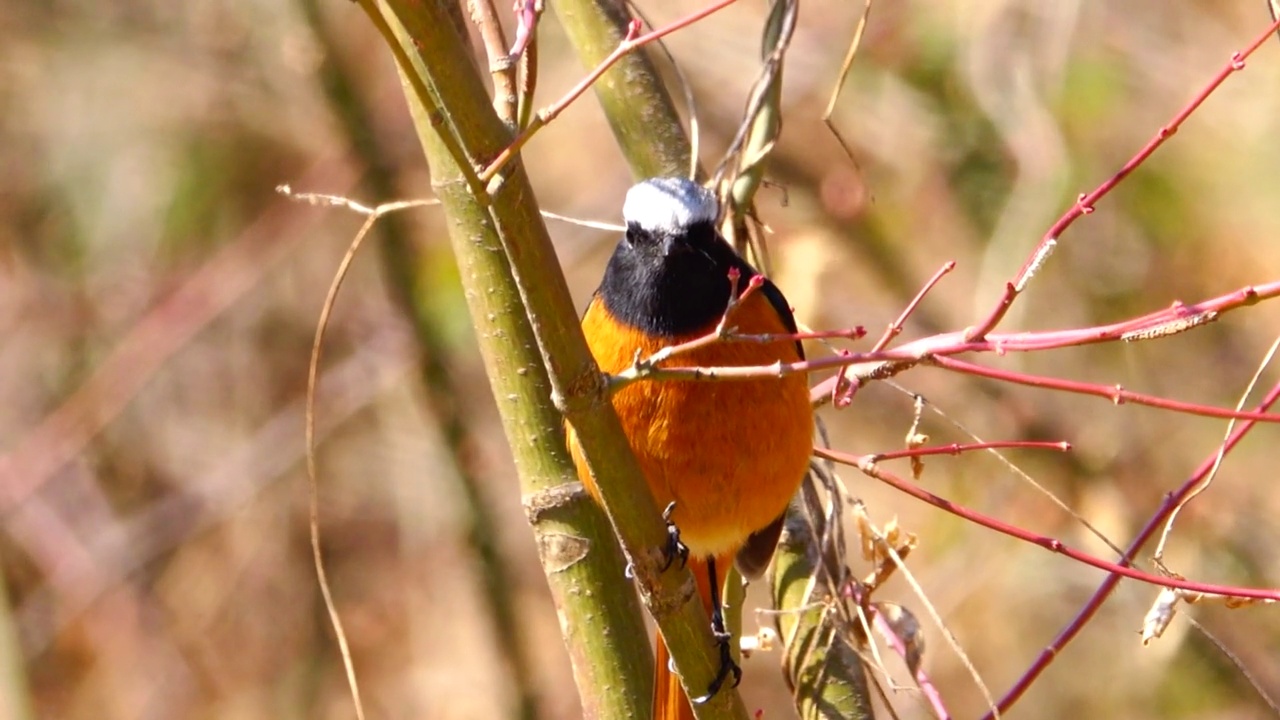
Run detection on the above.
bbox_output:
[3,1,1280,718]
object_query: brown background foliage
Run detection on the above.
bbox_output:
[3,1,1280,718]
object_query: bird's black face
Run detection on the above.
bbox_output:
[599,219,749,337]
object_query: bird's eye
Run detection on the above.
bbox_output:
[624,223,644,246]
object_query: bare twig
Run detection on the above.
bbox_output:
[608,307,1280,426]
[467,0,519,125]
[821,0,873,167]
[834,440,1071,465]
[880,382,1128,560]
[929,355,1280,424]
[624,0,703,179]
[983,379,1280,718]
[481,0,742,185]
[808,279,1280,407]
[872,262,956,354]
[854,452,1280,601]
[966,15,1280,341]
[1153,335,1280,561]
[301,196,397,720]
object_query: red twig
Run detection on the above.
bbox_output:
[965,15,1280,341]
[845,444,1280,601]
[873,261,956,353]
[721,271,764,329]
[982,378,1280,718]
[612,337,1280,426]
[613,276,1280,422]
[614,345,917,386]
[870,606,950,719]
[507,0,543,60]
[832,262,955,406]
[609,270,771,388]
[808,279,1280,405]
[930,355,1280,424]
[481,0,741,183]
[828,440,1071,464]
[730,327,866,344]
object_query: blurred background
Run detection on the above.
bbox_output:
[4,1,1280,718]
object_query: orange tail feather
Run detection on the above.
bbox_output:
[653,633,693,720]
[653,554,732,720]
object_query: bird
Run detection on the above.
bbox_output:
[565,177,814,720]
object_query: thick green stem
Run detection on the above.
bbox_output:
[365,1,748,717]
[297,1,544,717]
[549,0,694,179]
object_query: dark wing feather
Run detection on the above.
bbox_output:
[734,511,787,580]
[750,268,804,360]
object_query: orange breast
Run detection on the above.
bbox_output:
[569,291,813,557]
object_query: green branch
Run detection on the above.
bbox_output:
[549,0,694,179]
[772,477,873,719]
[363,1,748,717]
[297,1,544,717]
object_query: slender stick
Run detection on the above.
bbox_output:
[841,447,1280,601]
[982,380,1280,718]
[966,16,1280,341]
[482,0,741,183]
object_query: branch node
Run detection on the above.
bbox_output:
[1111,385,1126,405]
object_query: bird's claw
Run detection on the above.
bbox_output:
[691,630,742,704]
[660,501,689,571]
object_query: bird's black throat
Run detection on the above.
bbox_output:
[597,221,750,337]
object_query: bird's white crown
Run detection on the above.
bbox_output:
[622,177,719,235]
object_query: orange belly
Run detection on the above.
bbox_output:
[570,292,813,557]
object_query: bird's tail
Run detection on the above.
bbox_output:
[653,554,731,720]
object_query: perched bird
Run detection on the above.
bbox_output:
[566,177,814,720]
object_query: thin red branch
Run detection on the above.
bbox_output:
[481,0,741,182]
[610,342,1280,426]
[832,261,955,406]
[965,15,1280,341]
[808,279,1280,403]
[983,378,1280,718]
[614,269,760,379]
[611,345,917,387]
[872,261,956,353]
[721,271,764,327]
[610,278,1280,422]
[846,446,1280,601]
[869,606,951,719]
[931,356,1280,424]
[730,327,866,344]
[816,440,1070,464]
[508,0,543,60]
